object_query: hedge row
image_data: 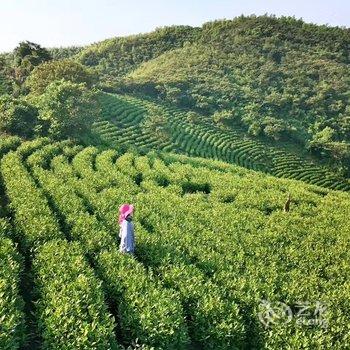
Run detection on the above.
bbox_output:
[0,220,25,350]
[33,240,117,349]
[28,151,191,349]
[95,92,350,192]
[1,152,63,252]
[0,136,21,158]
[57,150,246,349]
[131,228,246,350]
[2,144,120,349]
[96,248,190,349]
[31,161,114,255]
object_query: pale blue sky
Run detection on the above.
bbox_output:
[1,0,349,53]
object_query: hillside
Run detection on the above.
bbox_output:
[76,25,200,81]
[70,16,350,176]
[0,136,349,349]
[0,16,350,348]
[1,15,349,183]
[123,18,350,172]
[84,92,350,191]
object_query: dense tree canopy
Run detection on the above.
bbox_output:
[76,25,200,84]
[0,96,38,137]
[26,59,95,95]
[34,80,99,138]
[49,46,83,60]
[14,41,52,67]
[13,41,52,84]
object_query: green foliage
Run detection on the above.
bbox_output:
[186,111,200,124]
[141,105,170,141]
[0,238,26,350]
[0,73,12,95]
[0,136,21,156]
[260,117,295,141]
[1,151,63,252]
[26,59,95,95]
[77,25,200,82]
[1,139,350,349]
[311,126,336,144]
[2,15,349,172]
[26,146,190,349]
[34,144,350,349]
[97,249,190,349]
[34,80,100,138]
[92,93,350,191]
[13,41,52,84]
[212,110,235,126]
[0,15,350,349]
[0,95,38,137]
[31,156,115,254]
[121,15,350,169]
[15,137,50,158]
[49,46,83,60]
[0,219,25,350]
[134,229,245,350]
[14,41,52,68]
[34,240,117,349]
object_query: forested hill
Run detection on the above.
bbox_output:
[76,25,200,79]
[0,15,349,181]
[75,16,350,174]
[76,16,350,79]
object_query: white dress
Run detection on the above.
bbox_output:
[119,219,135,254]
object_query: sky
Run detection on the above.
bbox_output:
[1,0,349,53]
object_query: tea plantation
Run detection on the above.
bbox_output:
[0,136,349,349]
[90,93,350,192]
[1,15,350,349]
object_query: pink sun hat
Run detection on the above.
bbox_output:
[119,204,134,224]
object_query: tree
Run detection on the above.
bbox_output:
[13,41,52,84]
[262,117,294,141]
[35,80,99,138]
[0,56,14,95]
[163,85,185,105]
[0,74,12,95]
[26,60,95,95]
[311,126,336,144]
[248,122,262,137]
[0,95,38,137]
[14,41,51,68]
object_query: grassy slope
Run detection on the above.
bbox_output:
[75,25,200,79]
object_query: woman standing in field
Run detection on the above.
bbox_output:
[119,204,135,254]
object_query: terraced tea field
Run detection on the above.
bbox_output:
[91,93,350,192]
[1,136,349,349]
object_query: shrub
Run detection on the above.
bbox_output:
[1,151,63,252]
[0,237,26,349]
[34,240,118,349]
[96,249,190,349]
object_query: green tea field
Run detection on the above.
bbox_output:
[1,136,349,349]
